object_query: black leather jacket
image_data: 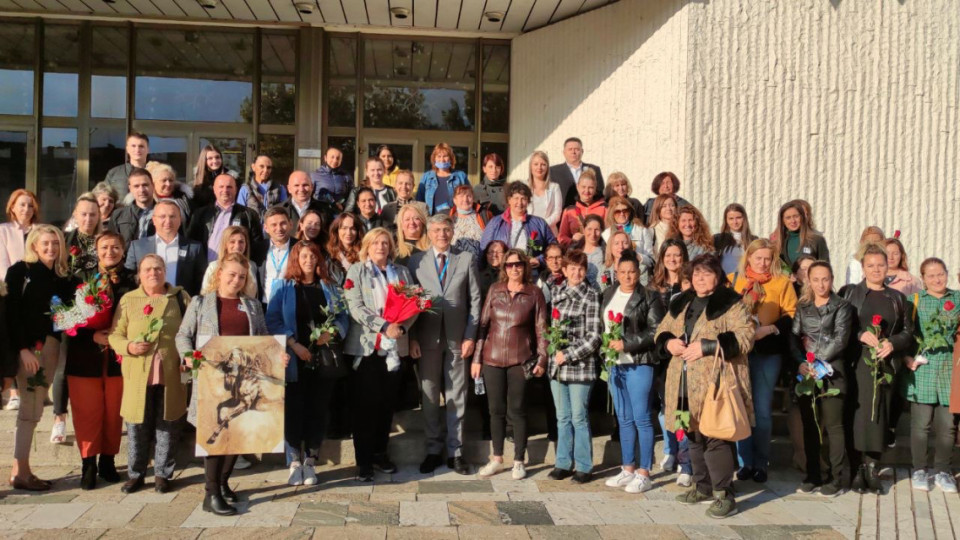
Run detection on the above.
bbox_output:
[601,286,666,365]
[790,293,854,393]
[838,282,915,374]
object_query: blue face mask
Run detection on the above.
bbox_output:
[434,161,451,171]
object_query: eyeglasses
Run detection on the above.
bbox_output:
[504,261,525,269]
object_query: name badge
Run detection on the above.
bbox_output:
[178,249,188,257]
[231,219,242,226]
[802,247,812,254]
[237,302,246,313]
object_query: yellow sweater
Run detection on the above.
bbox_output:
[728,273,797,326]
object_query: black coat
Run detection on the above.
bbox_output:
[65,268,136,378]
[275,198,338,241]
[187,203,264,249]
[790,293,854,394]
[107,204,156,247]
[601,286,665,366]
[4,262,69,353]
[124,234,208,297]
[550,163,604,208]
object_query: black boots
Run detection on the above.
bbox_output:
[852,463,882,494]
[98,455,120,483]
[80,457,97,490]
[203,493,237,516]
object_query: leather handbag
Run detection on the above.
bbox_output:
[699,348,752,442]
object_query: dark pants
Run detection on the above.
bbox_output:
[910,402,958,473]
[351,355,400,468]
[52,361,68,416]
[327,376,352,438]
[799,394,847,486]
[204,455,238,495]
[688,430,737,499]
[285,369,336,462]
[126,385,180,481]
[483,364,527,460]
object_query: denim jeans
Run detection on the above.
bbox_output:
[609,364,656,471]
[737,352,781,471]
[657,410,692,474]
[550,380,594,472]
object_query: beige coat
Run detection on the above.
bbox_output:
[109,285,191,423]
[655,287,756,433]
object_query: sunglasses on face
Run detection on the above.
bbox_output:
[504,261,525,269]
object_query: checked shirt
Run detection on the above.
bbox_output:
[548,281,603,383]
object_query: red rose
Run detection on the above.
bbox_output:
[84,295,96,305]
[607,310,615,321]
[676,428,686,442]
[116,354,122,365]
[344,279,355,290]
[77,284,85,290]
[423,299,433,310]
[192,350,203,359]
[552,308,561,320]
[871,315,882,326]
[34,341,43,351]
[601,274,609,284]
[69,246,81,256]
[806,352,815,364]
[894,229,901,239]
[945,301,956,312]
[615,313,624,324]
[530,231,538,240]
[143,304,154,316]
[398,280,406,288]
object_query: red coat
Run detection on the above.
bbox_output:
[558,200,607,248]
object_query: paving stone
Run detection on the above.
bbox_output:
[320,493,373,503]
[101,527,202,539]
[596,524,686,540]
[526,525,602,540]
[637,500,711,525]
[0,493,77,505]
[729,525,845,539]
[19,528,105,539]
[385,526,458,539]
[0,505,36,528]
[397,501,449,527]
[506,492,607,502]
[292,501,349,526]
[126,502,194,528]
[13,502,92,529]
[496,501,554,526]
[588,500,654,524]
[417,480,492,494]
[447,501,501,526]
[199,527,315,539]
[373,482,419,494]
[453,525,531,539]
[491,480,541,493]
[680,524,742,539]
[544,501,604,525]
[416,493,508,502]
[346,502,400,526]
[70,490,128,503]
[70,502,145,529]
[180,503,242,528]
[370,492,417,502]
[235,501,298,527]
[121,491,178,504]
[313,525,387,539]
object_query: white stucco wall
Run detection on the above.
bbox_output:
[511,0,960,276]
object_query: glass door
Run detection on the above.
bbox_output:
[0,128,34,213]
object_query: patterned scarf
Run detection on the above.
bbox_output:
[741,266,772,311]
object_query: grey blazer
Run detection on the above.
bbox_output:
[408,248,481,351]
[175,292,269,426]
[343,261,418,358]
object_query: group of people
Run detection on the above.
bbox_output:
[1,132,958,521]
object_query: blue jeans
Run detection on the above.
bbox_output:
[657,406,692,474]
[609,364,655,471]
[550,380,594,473]
[737,352,781,471]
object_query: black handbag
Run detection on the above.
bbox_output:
[308,339,348,379]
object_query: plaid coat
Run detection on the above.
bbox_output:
[548,281,602,383]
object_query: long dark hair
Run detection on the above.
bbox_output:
[651,238,690,291]
[777,200,821,255]
[714,203,756,253]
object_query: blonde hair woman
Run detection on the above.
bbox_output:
[200,225,258,297]
[603,172,643,219]
[394,203,430,265]
[526,151,563,231]
[729,238,797,483]
[5,225,69,490]
[145,161,192,223]
[845,226,884,285]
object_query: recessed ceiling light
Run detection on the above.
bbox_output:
[390,7,410,20]
[483,11,504,23]
[294,1,314,14]
[198,0,216,9]
[102,0,116,4]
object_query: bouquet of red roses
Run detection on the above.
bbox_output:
[51,273,114,336]
[376,281,436,367]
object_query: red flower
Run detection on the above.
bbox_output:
[601,274,609,284]
[77,284,85,290]
[423,299,433,310]
[84,295,96,305]
[615,313,623,324]
[607,310,615,321]
[871,315,882,326]
[530,231,538,240]
[115,354,123,365]
[344,279,355,290]
[34,341,43,352]
[143,304,154,316]
[552,308,561,320]
[945,301,956,312]
[676,428,686,442]
[894,229,901,239]
[69,246,81,256]
[398,280,406,288]
[806,352,815,364]
[192,350,203,359]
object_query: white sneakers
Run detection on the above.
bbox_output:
[605,469,636,488]
[477,460,505,478]
[234,456,252,470]
[302,458,318,486]
[512,462,527,480]
[677,473,693,487]
[660,454,677,472]
[625,474,654,493]
[288,462,304,486]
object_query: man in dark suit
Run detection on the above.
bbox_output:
[549,137,604,207]
[187,173,264,261]
[408,214,481,475]
[125,199,207,296]
[108,168,156,246]
[274,170,337,241]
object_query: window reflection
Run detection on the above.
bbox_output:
[148,137,188,183]
[482,45,509,133]
[39,128,78,225]
[43,25,80,118]
[261,33,296,125]
[364,87,473,131]
[135,28,254,123]
[91,26,129,119]
[328,37,357,129]
[258,134,295,183]
[89,127,127,188]
[0,23,35,116]
[0,131,28,208]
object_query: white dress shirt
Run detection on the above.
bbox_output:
[155,234,180,286]
[263,241,291,303]
[567,162,586,184]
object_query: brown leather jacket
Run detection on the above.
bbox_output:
[474,282,549,369]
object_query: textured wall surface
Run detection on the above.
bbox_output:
[511,0,960,277]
